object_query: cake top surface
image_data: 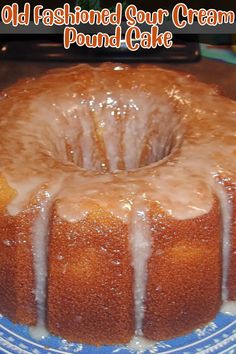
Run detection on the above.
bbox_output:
[0,63,235,220]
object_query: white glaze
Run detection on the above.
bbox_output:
[129,202,152,336]
[29,324,49,340]
[79,106,95,170]
[126,336,157,353]
[5,177,47,216]
[30,183,63,338]
[221,301,236,315]
[0,64,235,342]
[212,179,233,301]
[3,69,235,221]
[31,192,51,337]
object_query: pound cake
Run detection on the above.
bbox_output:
[0,63,235,346]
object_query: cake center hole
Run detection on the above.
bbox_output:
[62,93,182,172]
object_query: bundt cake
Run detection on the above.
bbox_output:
[0,63,235,346]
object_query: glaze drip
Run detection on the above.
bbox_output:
[47,92,181,172]
[221,301,236,315]
[129,202,152,336]
[30,184,63,339]
[30,194,51,337]
[126,336,157,353]
[212,178,233,301]
[0,64,235,344]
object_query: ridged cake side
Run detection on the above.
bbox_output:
[0,64,235,346]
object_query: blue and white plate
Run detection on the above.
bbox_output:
[0,313,236,354]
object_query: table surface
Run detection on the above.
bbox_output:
[0,58,235,100]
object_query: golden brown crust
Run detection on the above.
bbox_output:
[45,198,224,344]
[47,204,134,345]
[0,64,235,346]
[0,194,228,344]
[143,198,221,340]
[0,210,37,325]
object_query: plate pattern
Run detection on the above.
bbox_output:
[0,313,235,354]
